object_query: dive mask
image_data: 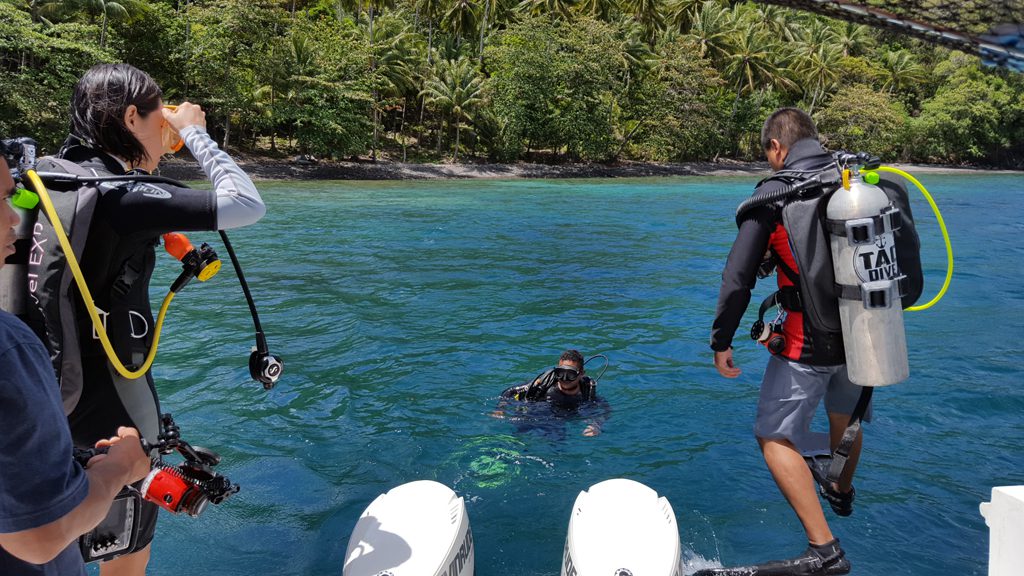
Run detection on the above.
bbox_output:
[161,105,185,154]
[553,367,580,382]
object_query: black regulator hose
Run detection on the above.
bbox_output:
[734,168,841,220]
[218,231,283,389]
[33,172,187,187]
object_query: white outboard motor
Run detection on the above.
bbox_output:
[826,170,909,386]
[562,478,681,576]
[343,480,474,576]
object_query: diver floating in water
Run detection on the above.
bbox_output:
[494,349,611,438]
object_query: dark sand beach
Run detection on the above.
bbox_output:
[159,154,1023,181]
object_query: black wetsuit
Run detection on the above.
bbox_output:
[500,373,611,437]
[58,146,218,446]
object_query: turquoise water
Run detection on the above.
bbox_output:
[122,174,1022,575]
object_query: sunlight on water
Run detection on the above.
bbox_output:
[89,174,1024,576]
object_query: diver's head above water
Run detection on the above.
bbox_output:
[553,349,585,395]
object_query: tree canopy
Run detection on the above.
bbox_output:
[1,0,1021,167]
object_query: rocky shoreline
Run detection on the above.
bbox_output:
[158,155,1022,181]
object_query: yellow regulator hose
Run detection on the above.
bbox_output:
[27,169,173,379]
[871,166,955,312]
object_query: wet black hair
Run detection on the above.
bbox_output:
[559,349,584,368]
[761,107,818,152]
[68,63,163,166]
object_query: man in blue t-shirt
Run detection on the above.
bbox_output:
[0,154,151,575]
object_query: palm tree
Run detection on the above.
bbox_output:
[420,56,484,160]
[371,18,422,159]
[442,0,480,44]
[755,3,801,43]
[517,0,576,21]
[577,0,620,22]
[621,0,663,45]
[477,0,515,63]
[683,0,734,62]
[356,0,398,159]
[39,0,132,47]
[792,42,842,114]
[833,20,874,57]
[794,16,833,51]
[82,0,131,48]
[878,49,926,94]
[26,0,63,24]
[724,25,794,100]
[663,0,699,33]
[257,32,318,151]
[414,0,443,62]
[614,18,654,89]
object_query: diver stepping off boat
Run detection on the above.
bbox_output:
[708,108,952,576]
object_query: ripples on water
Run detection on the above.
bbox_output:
[124,174,1024,576]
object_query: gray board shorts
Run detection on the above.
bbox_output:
[755,355,872,454]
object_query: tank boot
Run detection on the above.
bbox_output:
[692,538,851,576]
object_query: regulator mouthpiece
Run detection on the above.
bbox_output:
[163,233,221,292]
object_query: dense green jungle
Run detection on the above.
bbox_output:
[1,0,1022,167]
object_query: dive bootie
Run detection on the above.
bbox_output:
[693,539,850,576]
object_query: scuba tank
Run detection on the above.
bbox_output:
[0,194,38,317]
[0,137,39,319]
[825,168,908,386]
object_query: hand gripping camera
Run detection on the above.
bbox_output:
[74,413,240,563]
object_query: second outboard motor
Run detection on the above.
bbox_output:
[562,478,682,576]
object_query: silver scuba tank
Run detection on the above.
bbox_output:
[826,170,909,386]
[0,202,38,316]
[0,138,39,318]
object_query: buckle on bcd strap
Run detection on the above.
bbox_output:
[860,279,898,309]
[844,217,876,246]
[827,205,902,246]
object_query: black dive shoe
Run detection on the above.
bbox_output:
[692,539,851,576]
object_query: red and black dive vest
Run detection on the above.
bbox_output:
[710,139,923,366]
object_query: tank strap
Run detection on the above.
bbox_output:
[834,275,908,308]
[824,207,902,244]
[826,387,874,485]
[773,254,800,286]
[580,377,596,401]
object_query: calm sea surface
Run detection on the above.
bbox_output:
[101,173,1023,575]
